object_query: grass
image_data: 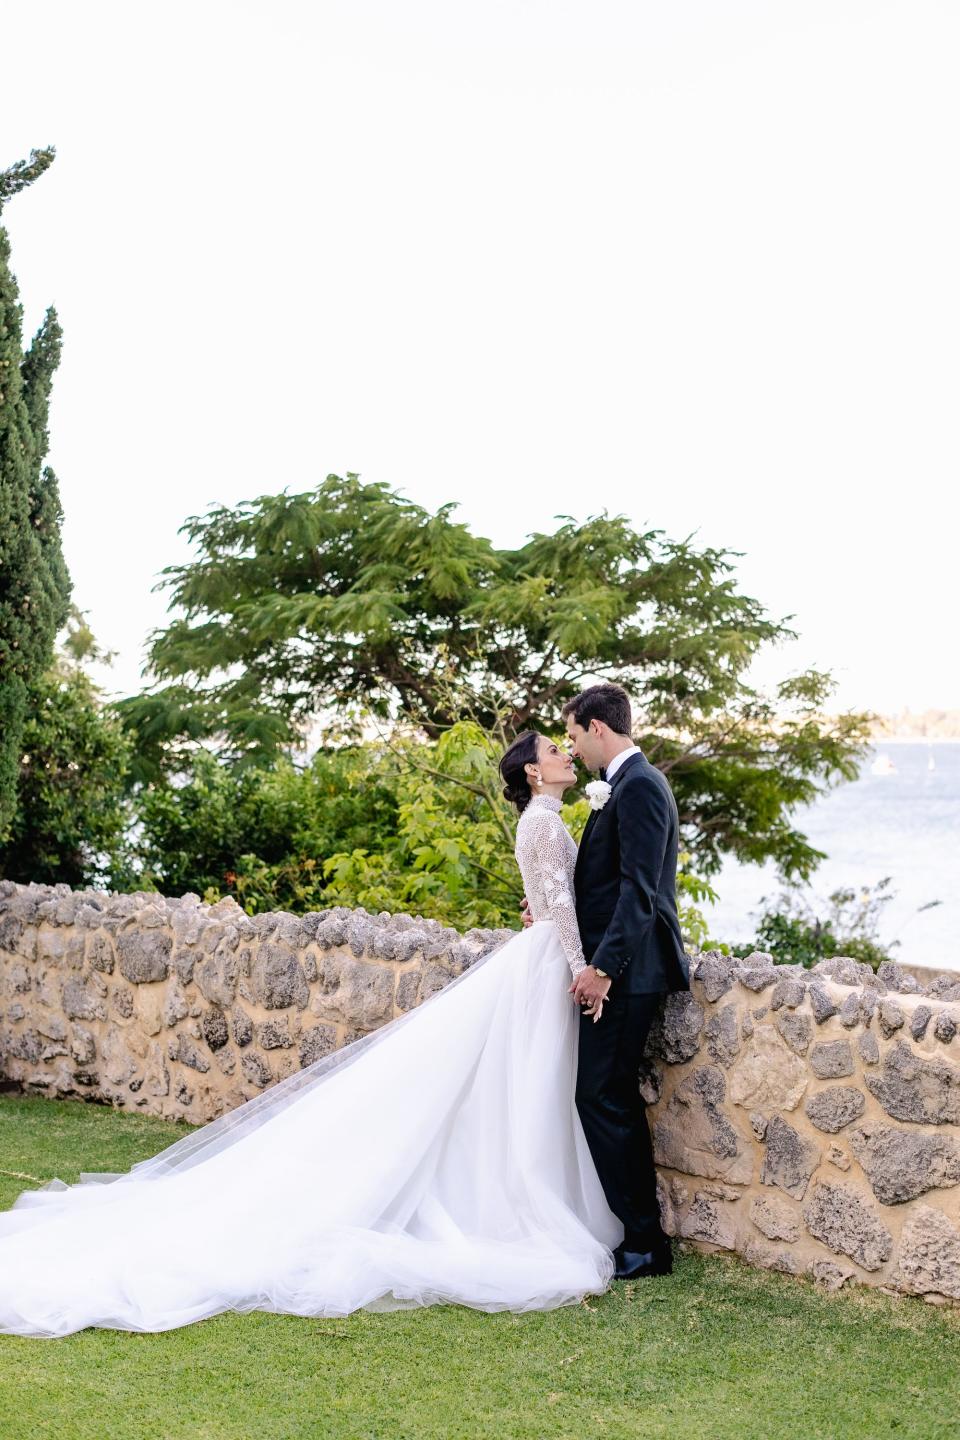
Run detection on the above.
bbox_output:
[1,1095,959,1440]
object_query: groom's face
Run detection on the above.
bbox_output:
[565,715,604,772]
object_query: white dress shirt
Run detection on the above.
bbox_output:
[604,744,643,782]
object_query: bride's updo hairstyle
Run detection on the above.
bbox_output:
[498,730,541,815]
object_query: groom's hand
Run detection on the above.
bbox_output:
[570,966,612,1010]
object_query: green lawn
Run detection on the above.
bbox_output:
[0,1095,958,1440]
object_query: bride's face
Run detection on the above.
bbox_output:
[528,736,577,792]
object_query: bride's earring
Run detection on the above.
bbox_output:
[535,771,543,788]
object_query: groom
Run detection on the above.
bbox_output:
[562,683,689,1280]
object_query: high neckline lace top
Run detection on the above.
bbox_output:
[515,793,586,976]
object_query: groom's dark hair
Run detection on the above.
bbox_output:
[561,684,632,737]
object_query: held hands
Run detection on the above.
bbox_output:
[520,897,533,929]
[569,966,612,1024]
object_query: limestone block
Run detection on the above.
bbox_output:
[892,1205,960,1300]
[117,930,171,984]
[809,1040,855,1079]
[848,1124,960,1205]
[250,944,309,1010]
[742,1241,800,1275]
[646,993,704,1064]
[771,977,805,1010]
[692,951,735,1002]
[750,1194,801,1242]
[653,1065,753,1184]
[87,934,115,974]
[100,1027,138,1085]
[256,1018,294,1050]
[804,1086,866,1134]
[394,970,420,1013]
[809,1259,855,1292]
[877,1000,905,1038]
[335,959,397,1029]
[808,984,838,1024]
[168,1033,211,1073]
[704,1004,740,1068]
[858,1031,879,1066]
[827,1143,851,1171]
[162,983,189,1028]
[774,1010,813,1056]
[802,1182,893,1271]
[61,978,106,1023]
[935,1011,958,1044]
[194,950,239,1007]
[70,1026,96,1064]
[241,1052,272,1089]
[299,1024,337,1068]
[760,1116,820,1200]
[7,963,31,994]
[232,1009,253,1047]
[680,1190,736,1248]
[911,1005,933,1042]
[201,1010,229,1051]
[865,1039,960,1125]
[729,1026,808,1112]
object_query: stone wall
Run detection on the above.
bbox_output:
[646,950,960,1305]
[3,880,960,1306]
[0,881,506,1123]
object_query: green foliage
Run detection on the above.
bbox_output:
[0,148,71,841]
[0,661,132,889]
[731,878,899,971]
[116,474,871,881]
[133,747,400,913]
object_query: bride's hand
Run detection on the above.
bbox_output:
[583,995,606,1023]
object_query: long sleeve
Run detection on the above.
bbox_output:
[515,802,586,979]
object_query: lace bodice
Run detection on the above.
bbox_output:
[515,794,586,978]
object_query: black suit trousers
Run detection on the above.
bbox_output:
[575,991,666,1252]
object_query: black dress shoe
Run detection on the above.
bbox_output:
[612,1241,673,1280]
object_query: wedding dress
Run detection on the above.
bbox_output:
[0,794,621,1337]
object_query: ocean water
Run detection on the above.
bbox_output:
[707,743,960,970]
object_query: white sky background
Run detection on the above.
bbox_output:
[2,0,958,715]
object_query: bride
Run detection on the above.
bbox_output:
[0,732,625,1338]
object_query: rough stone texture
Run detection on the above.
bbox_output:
[865,1040,960,1125]
[652,1066,752,1184]
[704,1005,740,1068]
[809,984,838,1025]
[810,1040,855,1079]
[892,1205,960,1300]
[774,1010,813,1056]
[750,1194,801,1242]
[6,882,960,1306]
[849,1125,960,1205]
[728,1026,808,1112]
[858,1030,880,1066]
[760,1116,820,1200]
[802,1182,894,1271]
[680,1190,737,1248]
[116,931,171,985]
[646,992,704,1064]
[804,1086,866,1134]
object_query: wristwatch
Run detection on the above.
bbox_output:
[594,967,609,980]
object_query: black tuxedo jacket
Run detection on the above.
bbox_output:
[574,751,690,995]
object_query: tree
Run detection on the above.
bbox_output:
[0,147,71,842]
[119,474,872,880]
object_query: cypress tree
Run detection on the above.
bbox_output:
[0,148,71,841]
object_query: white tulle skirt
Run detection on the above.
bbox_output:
[0,920,621,1337]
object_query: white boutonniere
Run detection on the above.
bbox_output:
[584,780,612,811]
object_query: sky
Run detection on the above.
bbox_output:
[2,0,958,715]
